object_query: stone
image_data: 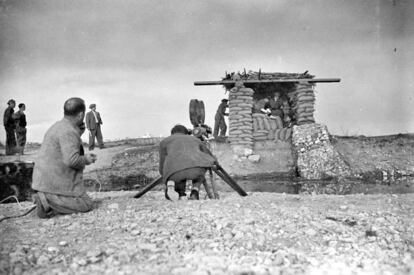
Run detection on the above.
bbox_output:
[248,154,261,163]
[243,148,253,157]
[339,205,348,210]
[108,203,119,210]
[58,241,68,247]
[13,265,23,275]
[36,255,49,265]
[47,246,59,253]
[131,229,141,236]
[306,228,318,236]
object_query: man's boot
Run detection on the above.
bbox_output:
[189,190,199,200]
[33,193,53,219]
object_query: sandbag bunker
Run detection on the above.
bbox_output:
[195,70,340,150]
[195,71,352,180]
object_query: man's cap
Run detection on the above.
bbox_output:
[7,99,15,105]
[89,104,96,109]
[221,99,229,103]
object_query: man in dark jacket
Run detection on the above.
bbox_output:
[265,92,284,118]
[159,124,216,200]
[85,103,104,151]
[213,99,229,139]
[3,99,17,155]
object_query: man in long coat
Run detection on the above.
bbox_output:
[213,99,228,139]
[85,103,104,150]
[32,97,97,218]
[3,99,16,155]
[159,124,216,200]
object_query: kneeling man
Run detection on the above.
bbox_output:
[32,97,97,218]
[159,124,216,200]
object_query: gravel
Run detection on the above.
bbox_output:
[1,191,413,275]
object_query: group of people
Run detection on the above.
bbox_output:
[2,100,105,156]
[3,99,27,155]
[253,92,292,127]
[31,97,216,218]
[212,92,293,141]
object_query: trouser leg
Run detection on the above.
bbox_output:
[169,168,207,200]
[89,129,97,150]
[96,125,104,148]
[16,127,26,154]
[5,127,16,155]
[213,117,220,138]
[174,180,187,197]
[34,191,94,218]
[219,118,227,137]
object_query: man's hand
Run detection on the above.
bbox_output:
[85,153,97,165]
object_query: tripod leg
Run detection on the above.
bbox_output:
[209,169,219,199]
[212,166,247,197]
[202,179,214,199]
[133,176,163,199]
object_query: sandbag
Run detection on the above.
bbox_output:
[238,103,253,108]
[253,119,258,132]
[284,128,292,140]
[252,113,266,118]
[263,117,271,130]
[267,129,275,140]
[238,110,251,115]
[278,128,287,140]
[257,117,264,130]
[230,115,243,120]
[253,136,267,141]
[239,125,252,130]
[274,116,283,129]
[274,129,282,141]
[269,119,277,130]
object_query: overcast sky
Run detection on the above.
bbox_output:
[1,0,413,143]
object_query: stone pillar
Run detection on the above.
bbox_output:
[228,82,254,156]
[292,123,351,179]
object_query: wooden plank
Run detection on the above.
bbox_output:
[194,78,340,86]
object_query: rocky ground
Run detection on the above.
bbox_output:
[1,191,413,275]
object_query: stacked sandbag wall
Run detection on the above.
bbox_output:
[252,113,292,142]
[292,123,351,179]
[288,83,315,125]
[228,86,254,152]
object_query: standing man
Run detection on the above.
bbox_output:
[3,99,17,155]
[213,99,229,139]
[13,103,27,154]
[159,124,216,200]
[32,97,97,218]
[85,103,104,151]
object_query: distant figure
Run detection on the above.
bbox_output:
[159,124,216,200]
[85,103,104,151]
[213,99,228,139]
[253,97,270,114]
[3,99,17,155]
[13,103,27,154]
[265,92,284,119]
[32,97,98,218]
[282,100,292,127]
